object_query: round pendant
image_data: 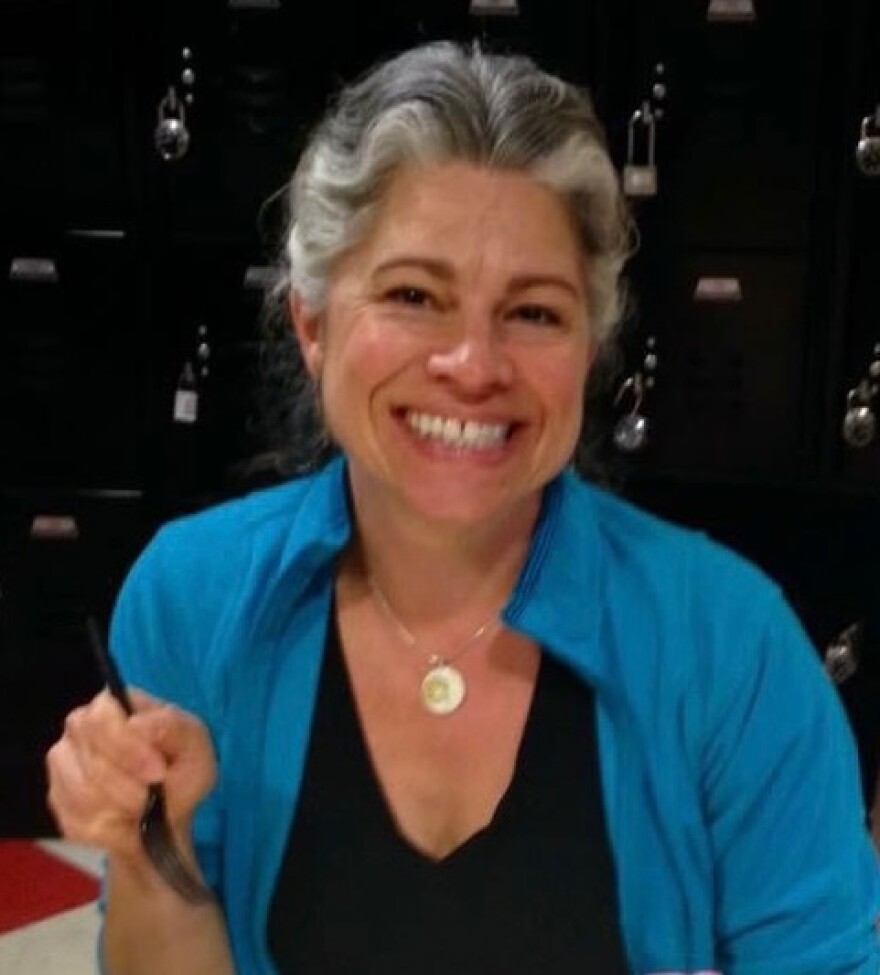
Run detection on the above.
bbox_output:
[420,665,466,716]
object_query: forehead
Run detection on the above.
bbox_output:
[353,162,585,277]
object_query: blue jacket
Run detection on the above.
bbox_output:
[109,457,880,973]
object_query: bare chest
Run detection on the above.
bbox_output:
[336,608,541,860]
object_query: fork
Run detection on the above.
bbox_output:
[85,616,214,904]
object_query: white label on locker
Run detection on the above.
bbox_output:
[30,515,79,541]
[707,0,756,23]
[470,0,519,15]
[9,257,59,283]
[173,390,199,424]
[65,229,126,240]
[693,277,743,302]
[243,265,274,290]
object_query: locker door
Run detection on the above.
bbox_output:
[834,0,880,486]
[850,0,880,240]
[139,0,607,247]
[0,234,142,491]
[629,254,808,478]
[606,0,832,250]
[0,489,152,833]
[0,0,129,232]
[835,251,880,485]
[142,0,328,246]
[143,243,290,513]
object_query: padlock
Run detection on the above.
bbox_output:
[612,372,649,452]
[173,361,199,424]
[824,622,861,685]
[623,107,658,198]
[613,411,649,452]
[855,112,880,177]
[842,384,876,448]
[154,86,191,162]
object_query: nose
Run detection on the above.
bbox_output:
[425,319,514,394]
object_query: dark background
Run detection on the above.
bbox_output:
[1,0,878,834]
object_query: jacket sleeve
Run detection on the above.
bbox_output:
[702,590,880,974]
[105,524,227,895]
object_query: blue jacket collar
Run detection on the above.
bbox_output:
[279,455,351,572]
[277,457,607,686]
[502,469,608,688]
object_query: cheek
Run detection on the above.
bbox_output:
[353,308,435,369]
[535,356,592,459]
[320,321,415,418]
[545,354,591,418]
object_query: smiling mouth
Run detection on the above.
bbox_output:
[402,410,514,450]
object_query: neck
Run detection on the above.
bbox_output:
[344,489,541,630]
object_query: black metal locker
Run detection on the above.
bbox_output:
[0,234,143,492]
[141,242,288,513]
[829,0,880,487]
[0,0,130,233]
[604,0,835,250]
[848,0,880,240]
[834,250,880,484]
[618,254,809,479]
[137,0,607,247]
[0,489,152,833]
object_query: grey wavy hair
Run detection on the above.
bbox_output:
[254,40,635,479]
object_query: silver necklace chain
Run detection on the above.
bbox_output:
[367,576,499,668]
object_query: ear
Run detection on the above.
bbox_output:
[289,291,324,379]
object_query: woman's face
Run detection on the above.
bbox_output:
[292,161,594,534]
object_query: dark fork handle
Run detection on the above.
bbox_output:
[86,616,135,715]
[84,615,213,904]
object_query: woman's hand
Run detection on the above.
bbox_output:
[45,688,217,864]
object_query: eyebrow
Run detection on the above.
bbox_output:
[372,257,581,298]
[372,256,455,281]
[507,274,582,299]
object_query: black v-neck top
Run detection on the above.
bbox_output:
[268,610,629,973]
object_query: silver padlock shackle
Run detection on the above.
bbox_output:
[158,85,186,121]
[627,102,656,166]
[847,378,877,408]
[614,371,646,411]
[855,104,880,177]
[860,113,879,139]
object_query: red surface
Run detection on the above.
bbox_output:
[0,841,100,934]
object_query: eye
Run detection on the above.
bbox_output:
[385,286,434,307]
[511,304,561,326]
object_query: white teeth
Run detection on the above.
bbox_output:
[406,411,509,450]
[443,418,461,440]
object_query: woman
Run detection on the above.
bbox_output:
[46,41,880,974]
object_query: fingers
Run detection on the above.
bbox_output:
[69,691,168,782]
[46,736,147,853]
[128,706,219,823]
[45,686,218,853]
[131,701,206,758]
[45,689,168,854]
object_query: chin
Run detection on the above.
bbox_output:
[401,483,542,533]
